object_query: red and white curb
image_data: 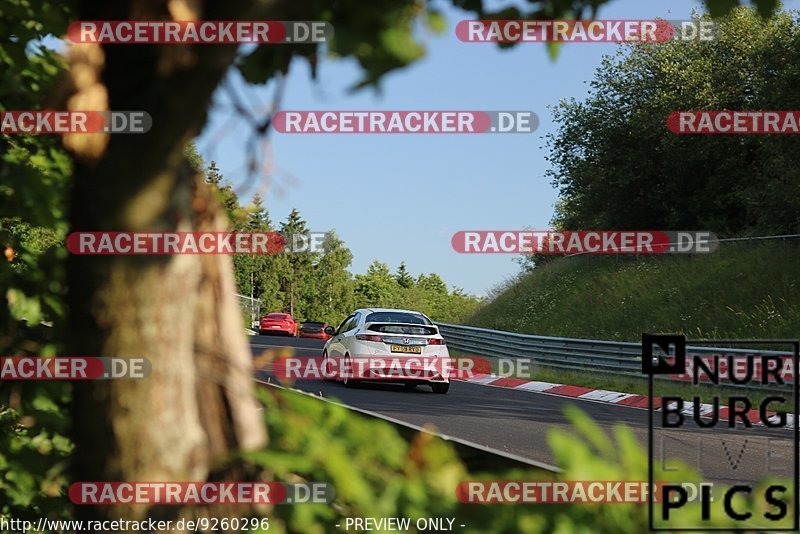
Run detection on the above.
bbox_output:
[459,373,794,428]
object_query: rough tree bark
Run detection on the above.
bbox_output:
[65,0,280,526]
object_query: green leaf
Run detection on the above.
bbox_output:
[426,10,446,34]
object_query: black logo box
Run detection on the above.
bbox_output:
[642,334,799,532]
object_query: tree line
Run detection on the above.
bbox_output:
[186,145,479,326]
[547,8,800,236]
[516,7,800,272]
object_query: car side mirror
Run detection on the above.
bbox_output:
[324,326,335,335]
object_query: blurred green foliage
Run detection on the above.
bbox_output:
[1,0,73,523]
[251,390,794,533]
[548,406,794,531]
[0,401,72,521]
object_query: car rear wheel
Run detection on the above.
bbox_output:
[431,382,449,394]
[343,355,359,388]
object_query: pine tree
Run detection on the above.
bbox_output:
[234,193,281,320]
[395,261,414,289]
[279,209,316,318]
[245,193,271,230]
[204,161,241,227]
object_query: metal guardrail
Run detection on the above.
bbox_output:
[436,323,794,391]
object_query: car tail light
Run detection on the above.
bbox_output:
[356,334,383,342]
[428,338,446,345]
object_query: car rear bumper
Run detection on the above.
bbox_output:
[259,325,294,335]
[346,357,450,383]
[299,331,329,339]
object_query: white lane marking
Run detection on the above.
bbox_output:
[578,389,637,403]
[696,402,716,416]
[464,375,505,385]
[516,381,563,392]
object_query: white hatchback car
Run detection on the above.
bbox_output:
[322,308,451,394]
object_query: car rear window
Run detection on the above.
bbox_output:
[368,324,437,335]
[364,312,432,325]
[302,322,325,327]
[268,313,289,319]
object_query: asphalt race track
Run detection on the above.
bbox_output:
[250,334,795,485]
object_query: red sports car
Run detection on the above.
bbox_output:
[259,313,298,337]
[298,321,333,340]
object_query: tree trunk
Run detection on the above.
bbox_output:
[66,0,275,526]
[290,281,295,317]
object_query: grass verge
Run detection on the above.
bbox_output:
[467,242,800,341]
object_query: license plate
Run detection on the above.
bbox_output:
[271,325,281,328]
[390,345,422,354]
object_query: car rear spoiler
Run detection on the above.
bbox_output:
[365,322,439,336]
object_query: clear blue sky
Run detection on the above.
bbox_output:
[195,0,794,296]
